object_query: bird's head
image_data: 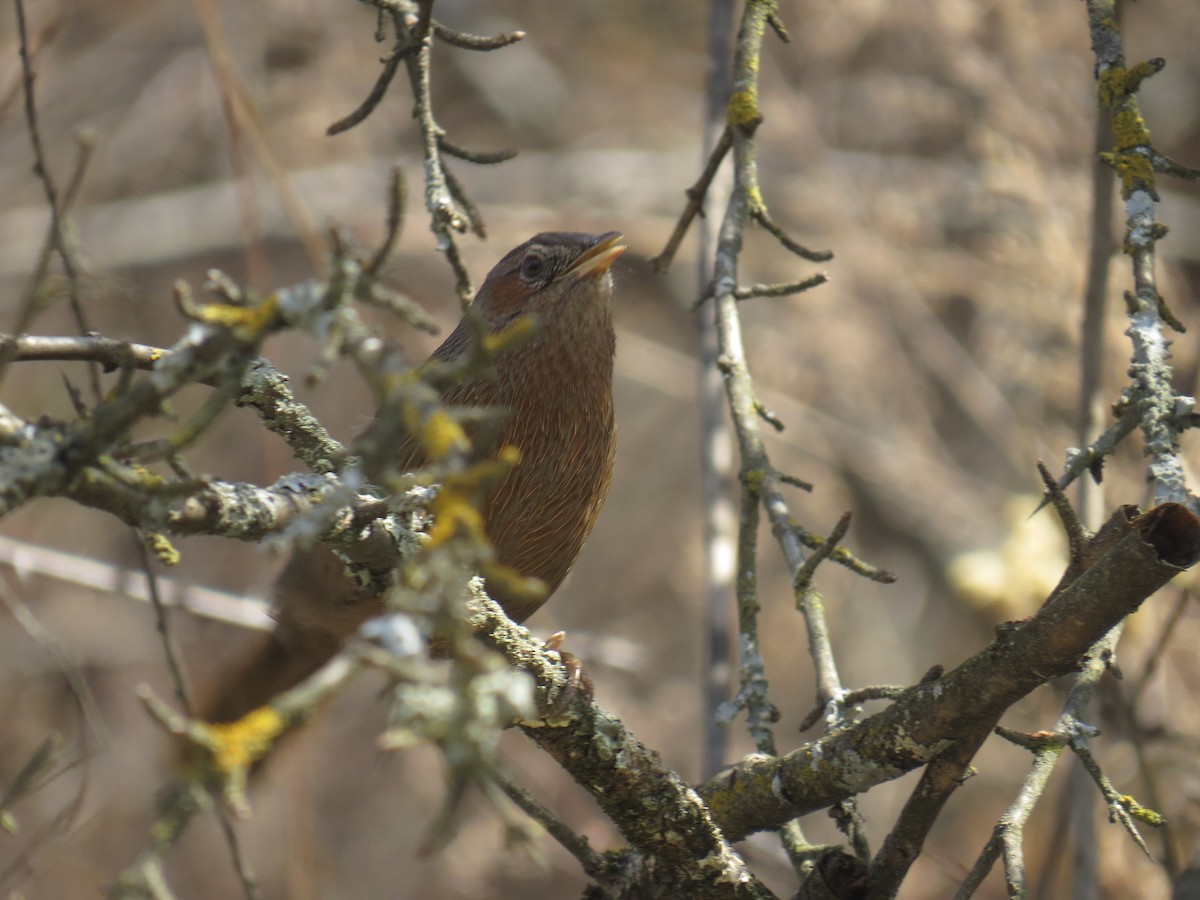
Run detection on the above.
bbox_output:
[473,231,626,333]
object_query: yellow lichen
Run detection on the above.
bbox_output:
[1119,795,1165,827]
[479,561,545,604]
[426,486,485,547]
[205,707,285,774]
[1124,59,1161,90]
[144,532,180,566]
[726,89,761,129]
[1111,106,1151,152]
[1097,66,1127,108]
[421,409,469,462]
[1098,60,1162,109]
[483,315,537,355]
[196,294,279,340]
[129,465,166,488]
[1100,150,1155,199]
[741,468,766,494]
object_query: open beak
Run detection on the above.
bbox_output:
[566,231,627,280]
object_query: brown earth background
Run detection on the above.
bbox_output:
[2,1,1200,898]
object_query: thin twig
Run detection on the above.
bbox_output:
[1070,731,1154,858]
[715,484,779,752]
[1086,0,1197,510]
[441,162,487,237]
[1037,461,1088,562]
[792,512,851,592]
[0,571,110,753]
[327,41,412,136]
[493,770,607,881]
[0,333,350,474]
[732,273,829,301]
[134,534,194,715]
[0,333,165,369]
[690,0,864,875]
[797,685,905,734]
[0,10,62,130]
[437,134,518,166]
[750,207,832,263]
[0,732,61,830]
[431,20,525,51]
[652,126,733,274]
[952,625,1126,899]
[12,0,99,399]
[1038,406,1140,511]
[366,165,408,277]
[1151,150,1200,182]
[408,0,474,300]
[790,522,896,584]
[213,812,259,900]
[332,1,525,298]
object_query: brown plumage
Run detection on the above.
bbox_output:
[206,231,623,722]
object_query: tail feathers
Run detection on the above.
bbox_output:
[202,627,343,724]
[201,545,382,724]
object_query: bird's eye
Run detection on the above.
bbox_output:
[520,253,546,281]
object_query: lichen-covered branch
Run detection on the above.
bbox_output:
[0,332,351,476]
[699,503,1199,843]
[474,594,775,899]
[0,276,369,522]
[1067,3,1200,511]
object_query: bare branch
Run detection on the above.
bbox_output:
[701,503,1200,843]
[652,126,733,274]
[476,594,774,898]
[431,20,525,51]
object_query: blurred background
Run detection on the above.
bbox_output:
[1,1,1200,897]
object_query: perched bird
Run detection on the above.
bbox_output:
[206,231,624,722]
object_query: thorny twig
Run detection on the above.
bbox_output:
[329,0,524,300]
[10,0,98,398]
[952,625,1129,899]
[1042,3,1200,514]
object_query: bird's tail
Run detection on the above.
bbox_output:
[200,546,380,723]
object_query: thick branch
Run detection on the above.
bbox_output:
[474,598,775,899]
[698,503,1199,841]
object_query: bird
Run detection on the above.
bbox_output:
[205,231,624,723]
